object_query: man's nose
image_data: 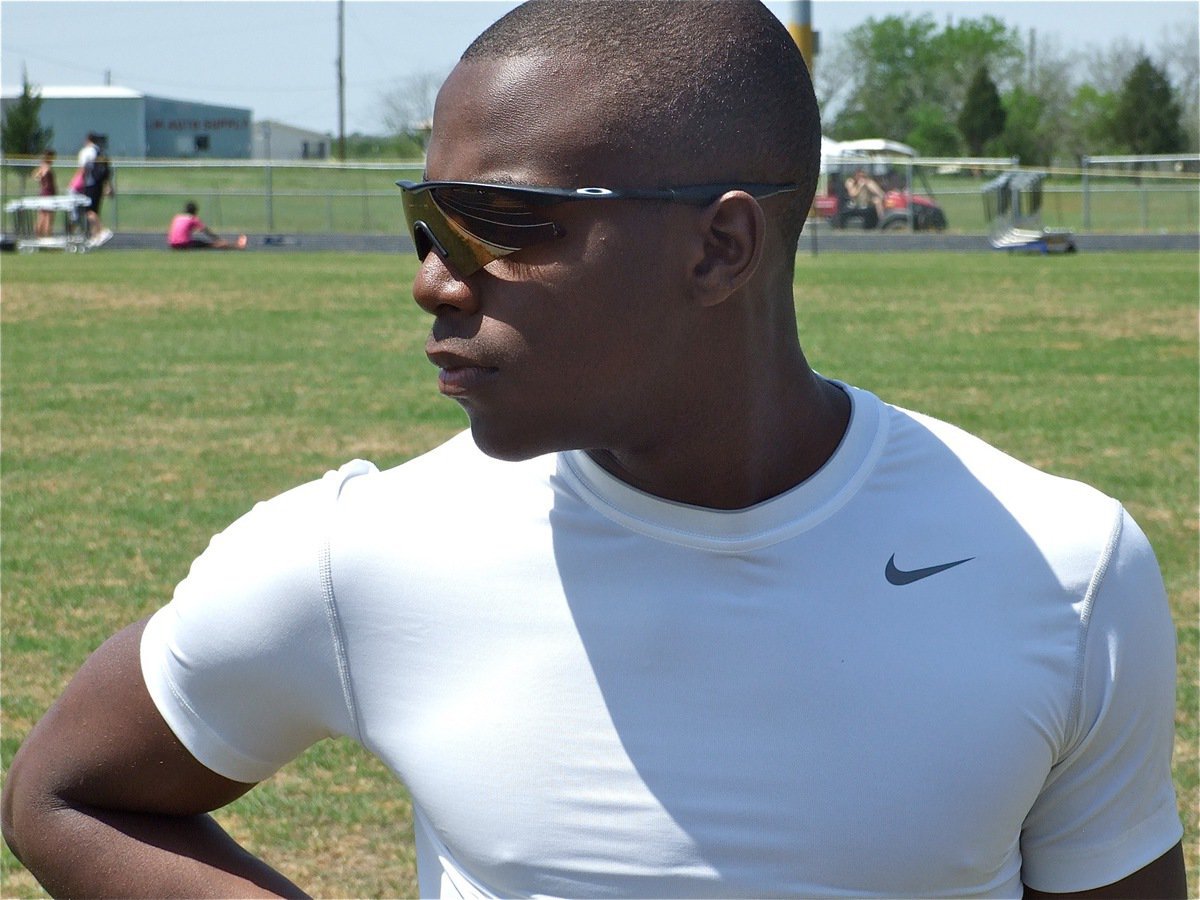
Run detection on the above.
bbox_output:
[412,251,480,317]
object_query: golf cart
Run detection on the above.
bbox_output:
[814,138,948,231]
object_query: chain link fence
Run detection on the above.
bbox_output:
[2,155,1197,237]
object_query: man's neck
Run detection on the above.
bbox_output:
[586,367,850,511]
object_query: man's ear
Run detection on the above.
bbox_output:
[687,191,767,308]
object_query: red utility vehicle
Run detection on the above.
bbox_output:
[814,138,948,231]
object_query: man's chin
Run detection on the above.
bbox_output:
[467,420,560,463]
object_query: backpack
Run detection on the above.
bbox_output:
[89,157,110,188]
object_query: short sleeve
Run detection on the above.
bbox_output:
[1020,507,1183,891]
[140,460,377,783]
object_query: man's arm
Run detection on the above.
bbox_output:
[1,617,307,898]
[1023,841,1185,899]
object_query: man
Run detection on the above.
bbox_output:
[73,132,114,246]
[845,166,886,221]
[1,2,1185,897]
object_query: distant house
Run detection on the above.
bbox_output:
[253,120,331,160]
[0,86,252,159]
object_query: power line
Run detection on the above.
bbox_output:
[5,46,333,94]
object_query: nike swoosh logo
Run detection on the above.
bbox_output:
[885,554,974,586]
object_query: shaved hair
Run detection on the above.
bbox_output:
[462,0,821,247]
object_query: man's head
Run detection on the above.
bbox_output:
[185,202,198,215]
[411,0,822,463]
[458,0,820,246]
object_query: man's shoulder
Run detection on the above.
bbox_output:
[236,431,551,529]
[337,430,558,510]
[875,399,1121,558]
[885,401,1112,502]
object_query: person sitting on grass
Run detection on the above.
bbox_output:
[167,202,247,250]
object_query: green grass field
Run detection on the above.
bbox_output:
[2,249,1196,897]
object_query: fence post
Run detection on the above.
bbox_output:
[265,161,275,232]
[906,158,914,228]
[1081,156,1090,232]
[1140,175,1149,231]
[362,166,370,231]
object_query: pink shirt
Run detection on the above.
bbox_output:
[168,213,204,247]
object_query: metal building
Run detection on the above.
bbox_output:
[252,120,331,161]
[0,86,252,159]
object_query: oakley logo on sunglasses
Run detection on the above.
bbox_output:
[396,179,799,278]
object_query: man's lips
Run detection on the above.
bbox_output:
[426,348,499,396]
[438,365,498,394]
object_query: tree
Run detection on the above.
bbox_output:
[993,87,1049,165]
[1155,24,1199,151]
[379,71,448,152]
[1060,85,1118,161]
[957,66,1006,156]
[1021,34,1081,165]
[932,16,1024,109]
[1083,38,1144,95]
[830,15,941,142]
[906,103,961,157]
[1,71,53,158]
[811,35,858,124]
[1110,55,1186,154]
[343,132,426,161]
[828,14,1022,154]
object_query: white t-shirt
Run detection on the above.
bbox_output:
[75,142,97,189]
[141,384,1182,898]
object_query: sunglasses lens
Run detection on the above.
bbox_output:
[433,186,563,249]
[398,181,567,277]
[400,185,501,277]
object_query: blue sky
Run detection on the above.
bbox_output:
[2,1,1196,134]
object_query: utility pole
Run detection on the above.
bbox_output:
[788,0,816,75]
[1028,28,1037,90]
[337,0,346,160]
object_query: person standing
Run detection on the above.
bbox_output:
[31,149,57,238]
[70,132,98,191]
[1,2,1186,897]
[72,132,113,246]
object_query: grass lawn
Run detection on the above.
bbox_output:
[2,249,1196,896]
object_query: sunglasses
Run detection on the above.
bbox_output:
[396,179,799,277]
